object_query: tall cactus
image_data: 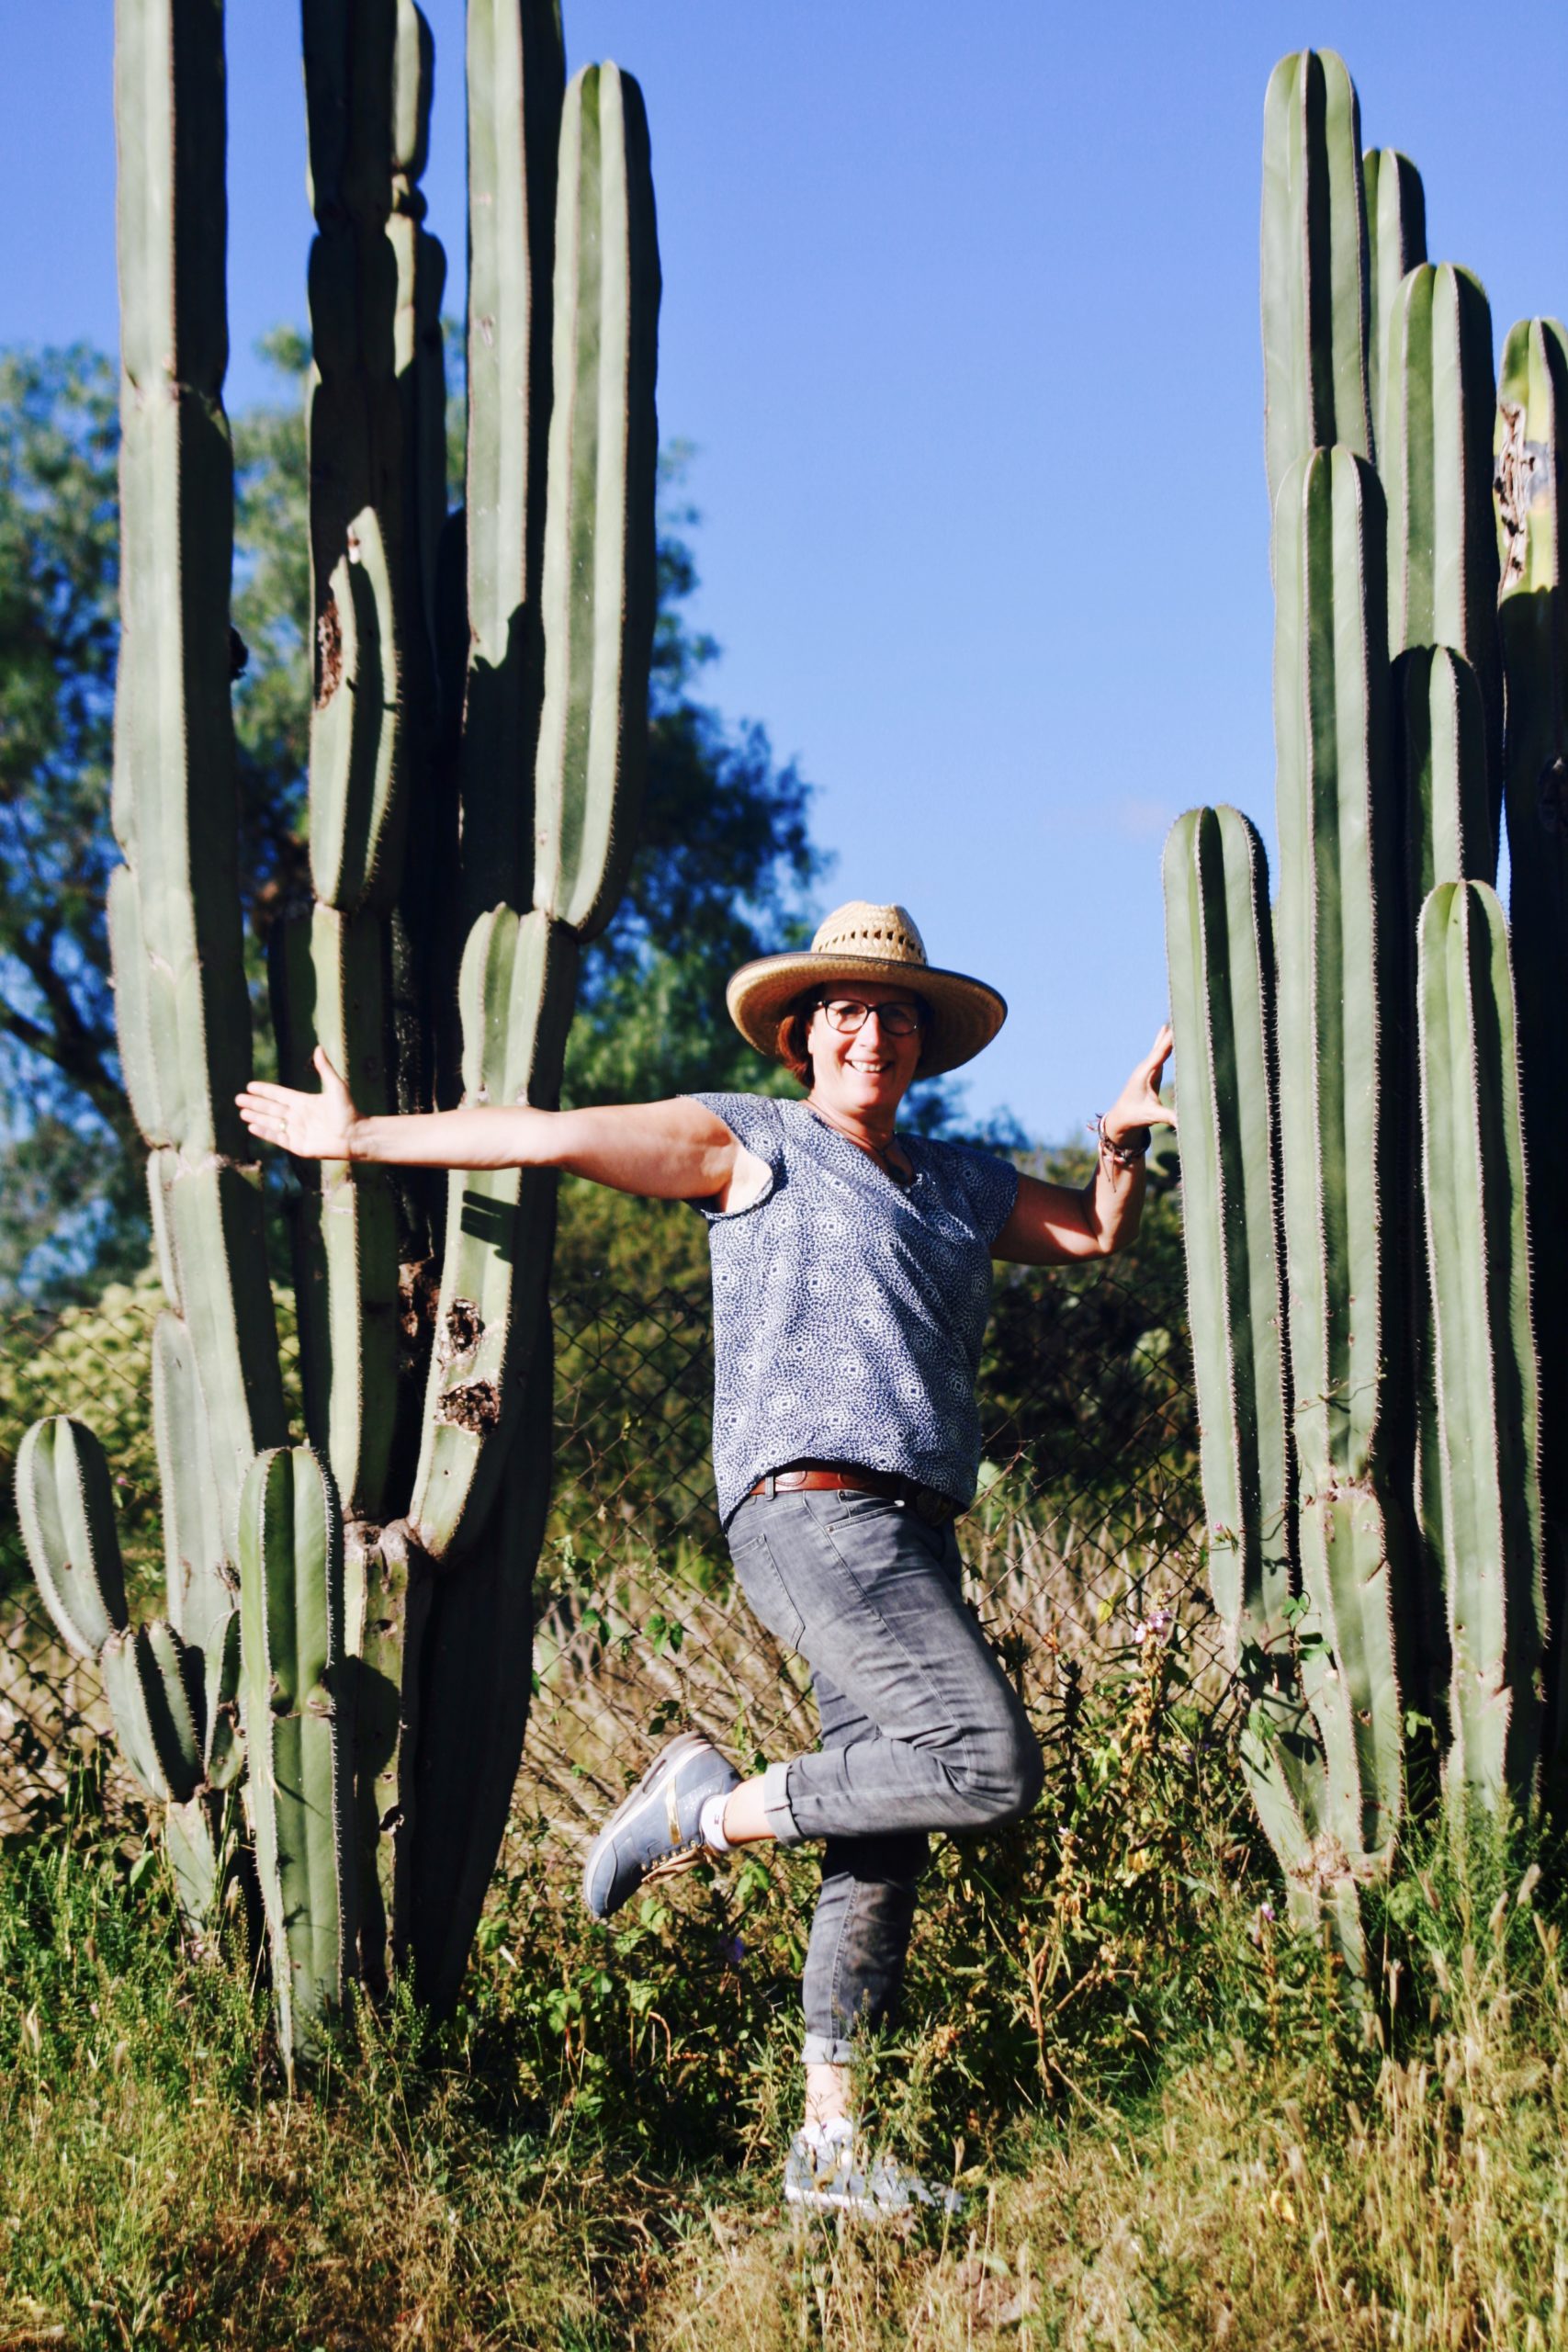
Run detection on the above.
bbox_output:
[1163,808,1346,1929]
[1494,319,1568,1787]
[1417,883,1543,1812]
[1272,445,1411,1864]
[1168,47,1558,1943]
[17,0,660,2066]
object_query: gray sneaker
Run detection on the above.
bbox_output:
[581,1731,739,1920]
[783,2121,964,2219]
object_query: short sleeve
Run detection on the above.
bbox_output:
[947,1144,1021,1247]
[682,1091,785,1221]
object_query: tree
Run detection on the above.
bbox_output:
[0,347,134,1299]
[0,340,829,1300]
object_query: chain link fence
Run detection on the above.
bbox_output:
[0,1219,1218,1849]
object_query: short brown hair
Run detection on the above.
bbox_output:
[775,992,817,1084]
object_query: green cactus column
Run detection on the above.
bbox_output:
[1271,446,1412,1869]
[1163,808,1333,1926]
[1363,147,1426,470]
[277,0,449,1526]
[108,0,288,1522]
[1494,317,1568,1789]
[1262,50,1371,509]
[409,60,659,1564]
[457,0,566,927]
[391,58,660,2011]
[1417,882,1544,1815]
[240,1446,356,2082]
[1382,262,1501,819]
[91,0,285,1924]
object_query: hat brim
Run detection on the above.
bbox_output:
[726,950,1007,1080]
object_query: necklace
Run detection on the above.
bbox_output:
[810,1103,913,1185]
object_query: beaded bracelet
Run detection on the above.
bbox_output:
[1093,1113,1151,1170]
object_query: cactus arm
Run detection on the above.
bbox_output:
[1495,317,1568,1785]
[1393,644,1495,1670]
[160,1164,288,1542]
[406,910,578,1555]
[458,0,567,922]
[344,1518,430,1996]
[16,1417,130,1660]
[1261,51,1371,514]
[1272,446,1410,1863]
[530,62,661,938]
[203,1605,244,1791]
[271,908,402,1518]
[1382,264,1501,807]
[1397,647,1493,907]
[1418,883,1545,1811]
[152,1310,234,1658]
[300,0,441,916]
[1162,808,1325,1905]
[1363,147,1426,470]
[239,1446,356,2078]
[406,1309,554,2013]
[100,1622,206,1806]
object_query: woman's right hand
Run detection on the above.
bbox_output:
[237,1047,360,1161]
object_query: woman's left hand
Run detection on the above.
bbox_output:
[1103,1023,1175,1145]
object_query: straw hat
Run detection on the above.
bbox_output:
[726,900,1007,1080]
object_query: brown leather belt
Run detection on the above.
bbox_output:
[745,1462,962,1528]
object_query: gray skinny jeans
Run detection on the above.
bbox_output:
[725,1485,1043,2065]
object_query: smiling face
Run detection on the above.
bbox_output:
[806,983,928,1122]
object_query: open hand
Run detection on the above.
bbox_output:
[237,1047,359,1161]
[1104,1023,1175,1144]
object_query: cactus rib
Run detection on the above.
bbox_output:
[1418,882,1544,1811]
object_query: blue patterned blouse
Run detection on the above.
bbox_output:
[687,1092,1021,1524]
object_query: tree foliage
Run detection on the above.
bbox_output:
[0,340,827,1300]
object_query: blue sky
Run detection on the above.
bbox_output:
[6,2,1568,1139]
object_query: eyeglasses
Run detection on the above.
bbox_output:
[814,997,925,1036]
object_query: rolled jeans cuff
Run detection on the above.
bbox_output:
[761,1758,804,1847]
[802,2032,854,2068]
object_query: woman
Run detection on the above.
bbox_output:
[238,899,1172,2214]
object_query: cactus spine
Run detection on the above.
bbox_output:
[1168,48,1557,1937]
[18,0,660,2064]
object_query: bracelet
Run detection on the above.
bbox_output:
[1093,1113,1150,1170]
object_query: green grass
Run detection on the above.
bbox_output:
[6,1644,1568,2349]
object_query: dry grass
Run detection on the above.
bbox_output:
[6,1733,1568,2352]
[637,1885,1568,2350]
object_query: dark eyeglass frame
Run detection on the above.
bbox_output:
[812,995,927,1037]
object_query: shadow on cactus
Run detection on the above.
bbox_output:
[16,0,660,2083]
[1165,47,1561,1961]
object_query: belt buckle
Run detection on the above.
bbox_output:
[910,1484,956,1529]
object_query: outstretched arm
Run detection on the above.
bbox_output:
[993,1023,1174,1265]
[236,1049,745,1204]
